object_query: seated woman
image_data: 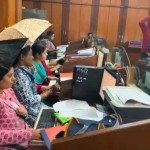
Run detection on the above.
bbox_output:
[32,41,58,87]
[0,39,41,149]
[37,33,63,70]
[13,45,57,127]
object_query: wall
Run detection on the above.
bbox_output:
[0,0,22,32]
[22,0,150,48]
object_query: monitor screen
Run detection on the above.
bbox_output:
[99,69,117,100]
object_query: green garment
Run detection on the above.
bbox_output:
[33,61,47,84]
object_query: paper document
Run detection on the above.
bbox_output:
[59,107,103,121]
[53,100,91,112]
[78,48,95,55]
[109,87,150,105]
[57,45,68,53]
[49,80,57,87]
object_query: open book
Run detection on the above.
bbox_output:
[115,88,150,105]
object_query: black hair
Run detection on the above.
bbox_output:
[47,31,54,37]
[14,45,31,66]
[38,33,48,40]
[32,41,46,57]
[88,32,93,36]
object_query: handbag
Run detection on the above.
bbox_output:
[64,115,121,137]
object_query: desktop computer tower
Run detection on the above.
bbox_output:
[72,65,104,103]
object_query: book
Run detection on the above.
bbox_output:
[54,112,71,124]
[41,125,67,150]
[111,87,150,105]
[60,72,73,82]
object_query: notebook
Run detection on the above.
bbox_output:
[54,112,71,124]
[41,125,67,150]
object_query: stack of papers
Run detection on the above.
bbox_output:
[115,88,150,105]
[78,48,95,56]
[53,100,103,121]
[57,45,68,53]
[106,87,150,105]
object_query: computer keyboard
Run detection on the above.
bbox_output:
[36,109,55,129]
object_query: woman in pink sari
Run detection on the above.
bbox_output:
[0,39,42,149]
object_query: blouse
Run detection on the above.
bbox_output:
[0,88,32,149]
[13,66,42,127]
[33,61,47,84]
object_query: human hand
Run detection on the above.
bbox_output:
[51,83,60,93]
[16,107,28,116]
[32,130,43,140]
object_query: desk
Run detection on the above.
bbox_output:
[29,119,150,150]
[63,55,98,72]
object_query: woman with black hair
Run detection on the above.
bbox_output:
[13,45,56,127]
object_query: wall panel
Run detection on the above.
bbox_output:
[68,5,80,42]
[51,3,62,45]
[23,0,150,48]
[79,5,92,38]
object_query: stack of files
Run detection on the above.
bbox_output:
[53,100,103,121]
[57,45,69,53]
[41,125,67,150]
[60,72,73,82]
[114,88,150,105]
[66,48,95,59]
[105,86,150,107]
[77,48,95,56]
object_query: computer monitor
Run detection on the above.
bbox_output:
[99,68,117,100]
[72,65,104,103]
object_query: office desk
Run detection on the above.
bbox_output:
[63,55,98,72]
[29,85,150,150]
[29,119,150,150]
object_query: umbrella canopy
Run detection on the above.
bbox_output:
[0,18,52,45]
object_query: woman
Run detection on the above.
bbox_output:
[0,39,41,149]
[47,30,56,51]
[13,45,55,127]
[32,41,58,87]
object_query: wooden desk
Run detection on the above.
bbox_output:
[29,119,150,150]
[63,55,98,72]
[66,41,85,55]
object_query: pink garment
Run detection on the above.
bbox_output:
[47,40,56,52]
[0,88,32,149]
[139,17,150,56]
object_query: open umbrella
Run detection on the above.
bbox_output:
[0,18,52,45]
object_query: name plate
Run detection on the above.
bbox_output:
[128,41,142,48]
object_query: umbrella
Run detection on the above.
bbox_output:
[0,18,52,45]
